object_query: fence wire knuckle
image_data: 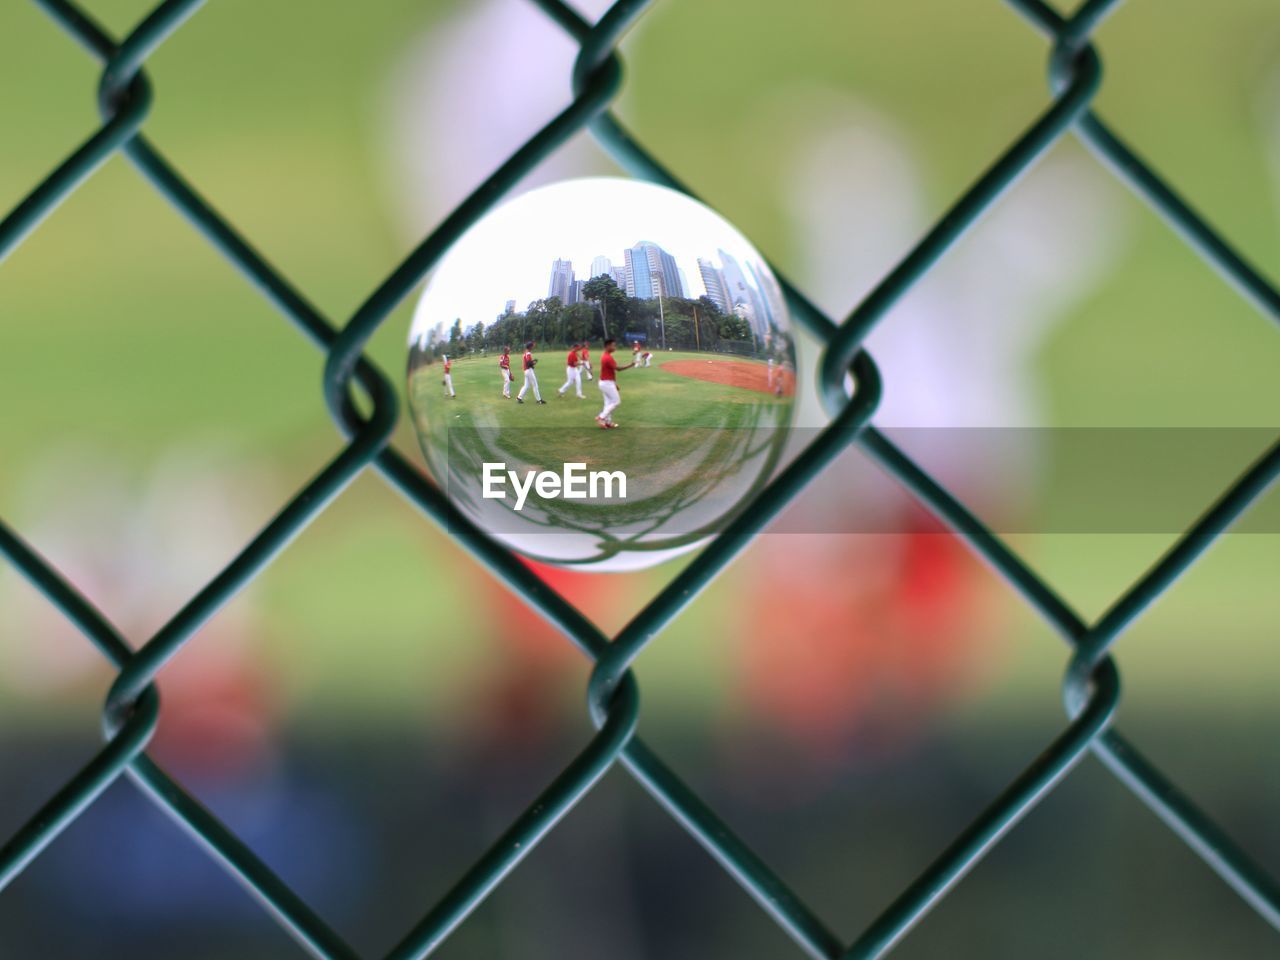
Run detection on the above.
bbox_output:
[1,0,1278,957]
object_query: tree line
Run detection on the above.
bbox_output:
[412,274,767,363]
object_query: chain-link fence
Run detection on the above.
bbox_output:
[1,0,1278,956]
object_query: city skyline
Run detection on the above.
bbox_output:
[492,238,733,321]
[528,243,778,339]
[409,178,784,345]
[542,240,687,308]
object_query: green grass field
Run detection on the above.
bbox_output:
[0,0,1276,718]
[408,351,794,561]
[413,350,788,426]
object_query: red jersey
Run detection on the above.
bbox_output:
[523,350,534,370]
[499,354,510,369]
[565,349,579,367]
[443,358,452,373]
[580,347,590,362]
[601,352,618,381]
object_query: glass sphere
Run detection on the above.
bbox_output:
[407,177,798,571]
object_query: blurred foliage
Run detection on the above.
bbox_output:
[0,0,1275,723]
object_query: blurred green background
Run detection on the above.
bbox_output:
[0,1,1277,957]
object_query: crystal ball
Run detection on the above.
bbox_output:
[407,177,798,571]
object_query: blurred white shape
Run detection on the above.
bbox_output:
[782,88,1131,430]
[380,0,617,240]
[0,441,273,696]
[0,451,130,691]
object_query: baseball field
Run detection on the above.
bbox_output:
[0,0,1276,712]
[407,350,795,546]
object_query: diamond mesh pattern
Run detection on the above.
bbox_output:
[1,0,1277,957]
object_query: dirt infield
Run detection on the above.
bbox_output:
[660,358,795,397]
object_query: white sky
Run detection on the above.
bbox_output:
[410,178,772,342]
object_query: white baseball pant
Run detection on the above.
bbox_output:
[598,379,621,423]
[558,366,584,397]
[518,368,541,401]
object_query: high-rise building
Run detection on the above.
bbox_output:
[610,266,626,289]
[697,257,731,313]
[717,248,768,334]
[623,246,649,299]
[624,241,683,300]
[744,261,780,331]
[548,258,574,303]
[504,299,517,314]
[651,243,684,299]
[570,279,584,305]
[717,248,749,308]
[589,255,613,281]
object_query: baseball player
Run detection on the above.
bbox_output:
[631,342,652,367]
[596,338,634,429]
[499,345,513,398]
[557,343,585,399]
[442,354,456,398]
[516,340,546,404]
[578,343,594,381]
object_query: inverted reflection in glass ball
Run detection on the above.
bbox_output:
[407,178,797,570]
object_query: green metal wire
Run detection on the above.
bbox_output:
[0,0,1276,957]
